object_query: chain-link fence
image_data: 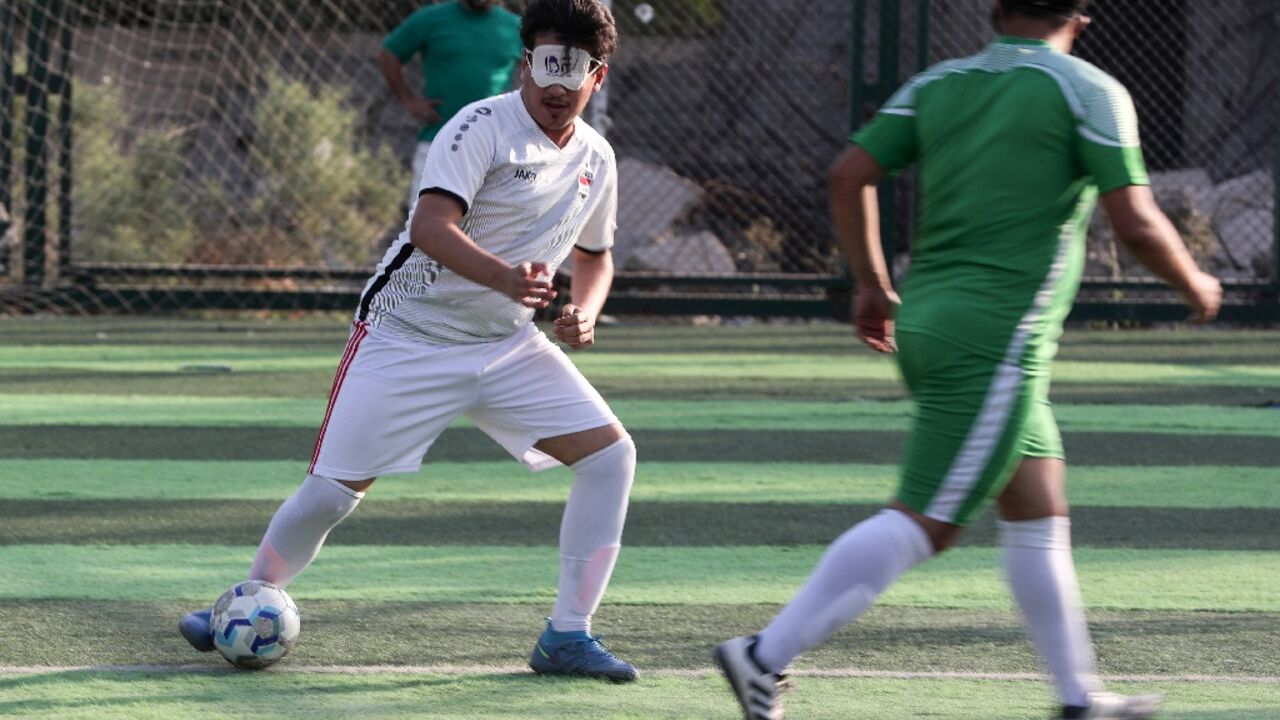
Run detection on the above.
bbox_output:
[1,0,1277,318]
[0,0,856,316]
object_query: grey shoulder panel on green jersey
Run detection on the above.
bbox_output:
[878,41,1142,151]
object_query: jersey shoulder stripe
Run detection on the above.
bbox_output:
[881,56,978,115]
[1025,51,1140,148]
[881,43,1140,149]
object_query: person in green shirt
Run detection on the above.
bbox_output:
[715,2,1222,719]
[379,0,523,210]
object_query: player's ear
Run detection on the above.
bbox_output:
[591,64,609,92]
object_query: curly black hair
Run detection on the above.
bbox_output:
[520,0,619,62]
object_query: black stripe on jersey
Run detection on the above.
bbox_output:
[357,242,416,322]
[574,245,608,255]
[420,187,469,216]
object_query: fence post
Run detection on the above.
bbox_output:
[0,1,15,253]
[1274,33,1279,294]
[586,0,610,136]
[876,0,900,277]
[23,0,54,287]
[916,0,930,71]
[56,1,73,279]
[851,0,866,134]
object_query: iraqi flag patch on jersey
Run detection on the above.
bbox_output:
[578,171,593,197]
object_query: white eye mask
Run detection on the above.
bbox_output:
[525,45,603,90]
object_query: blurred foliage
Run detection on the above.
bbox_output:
[220,69,404,267]
[65,71,404,268]
[72,83,195,263]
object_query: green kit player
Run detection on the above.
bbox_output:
[715,1,1222,719]
[379,0,523,210]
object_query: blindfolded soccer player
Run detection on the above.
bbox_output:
[181,0,640,683]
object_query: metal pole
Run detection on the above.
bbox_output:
[587,0,610,136]
[876,0,900,279]
[917,0,930,71]
[1273,9,1280,294]
[851,0,865,133]
[56,0,73,280]
[0,0,16,252]
[23,0,53,287]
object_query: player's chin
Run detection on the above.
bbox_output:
[539,107,574,128]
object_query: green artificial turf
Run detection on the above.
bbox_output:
[0,318,1274,718]
[4,425,1277,466]
[1,601,1277,677]
[0,672,1275,720]
[2,460,1277,509]
[4,395,1277,436]
[4,343,1279,388]
[3,499,1278,550]
[2,545,1277,611]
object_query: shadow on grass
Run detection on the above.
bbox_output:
[0,671,640,712]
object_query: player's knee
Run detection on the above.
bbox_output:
[891,503,960,554]
[610,434,636,468]
[929,525,963,553]
[336,476,376,494]
[303,474,368,518]
[572,434,636,478]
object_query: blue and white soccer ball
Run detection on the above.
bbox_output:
[210,580,301,669]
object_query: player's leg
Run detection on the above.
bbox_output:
[246,474,371,588]
[998,401,1161,719]
[717,331,1028,718]
[180,325,475,652]
[466,326,637,681]
[528,424,637,682]
[534,424,633,635]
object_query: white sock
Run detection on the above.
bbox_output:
[248,474,364,588]
[754,508,933,673]
[550,436,636,634]
[1001,516,1102,707]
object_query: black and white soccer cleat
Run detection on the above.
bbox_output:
[714,635,791,720]
[1062,692,1164,719]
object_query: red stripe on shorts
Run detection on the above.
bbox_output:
[308,322,369,475]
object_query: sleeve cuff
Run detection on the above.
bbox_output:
[419,187,469,216]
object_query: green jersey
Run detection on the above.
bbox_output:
[383,1,523,142]
[854,36,1149,374]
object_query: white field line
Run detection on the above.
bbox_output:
[0,665,1277,684]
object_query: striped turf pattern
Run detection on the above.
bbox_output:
[0,319,1277,718]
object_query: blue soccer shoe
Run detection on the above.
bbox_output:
[178,607,215,652]
[528,619,638,683]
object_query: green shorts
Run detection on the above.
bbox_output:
[893,329,1064,526]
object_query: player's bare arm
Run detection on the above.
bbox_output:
[409,192,557,309]
[1100,185,1222,323]
[377,48,441,125]
[554,247,614,350]
[828,144,900,353]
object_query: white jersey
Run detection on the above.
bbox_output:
[357,90,618,344]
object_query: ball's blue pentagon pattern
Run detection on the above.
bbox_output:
[209,581,300,670]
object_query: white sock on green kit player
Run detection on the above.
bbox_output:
[1001,516,1103,709]
[753,508,933,673]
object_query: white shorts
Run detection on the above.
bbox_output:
[309,322,619,480]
